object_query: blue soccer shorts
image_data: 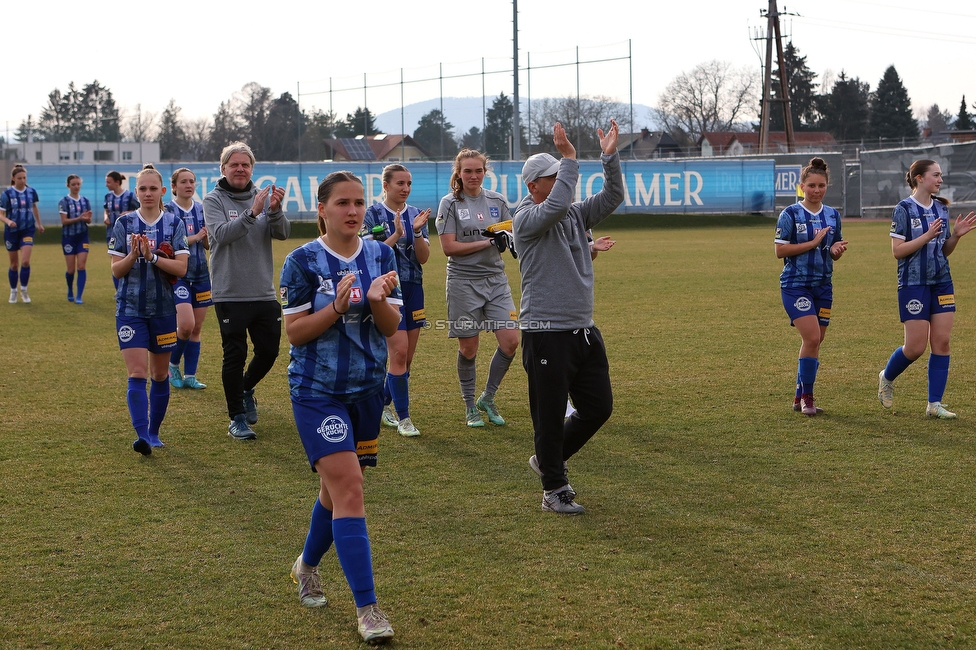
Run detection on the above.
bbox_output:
[292,391,383,470]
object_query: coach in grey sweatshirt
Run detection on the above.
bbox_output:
[513,120,624,515]
[203,141,290,440]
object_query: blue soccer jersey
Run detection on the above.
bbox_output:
[108,210,189,317]
[775,203,843,288]
[280,238,403,401]
[104,190,140,242]
[59,195,92,237]
[890,197,952,288]
[362,203,428,284]
[1,186,39,231]
[165,200,210,283]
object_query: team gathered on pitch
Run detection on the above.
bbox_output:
[4,119,975,644]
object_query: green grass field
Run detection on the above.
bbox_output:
[4,219,976,648]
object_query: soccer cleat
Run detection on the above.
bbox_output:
[465,406,484,427]
[476,392,506,425]
[132,438,152,456]
[19,288,30,304]
[542,485,585,515]
[169,364,184,389]
[381,403,398,427]
[357,603,394,644]
[74,297,84,304]
[182,376,207,390]
[800,394,818,417]
[290,555,328,608]
[242,389,258,425]
[9,289,17,303]
[792,397,823,414]
[878,370,894,409]
[228,415,257,440]
[926,402,957,419]
[397,417,420,437]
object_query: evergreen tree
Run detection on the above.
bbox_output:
[484,93,514,159]
[459,126,483,151]
[768,42,818,131]
[263,92,301,161]
[208,101,245,160]
[14,115,37,142]
[334,107,381,138]
[957,95,974,130]
[816,71,870,143]
[413,109,458,160]
[300,108,340,160]
[157,99,186,160]
[78,81,120,141]
[869,65,918,142]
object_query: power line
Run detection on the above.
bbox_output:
[798,16,976,45]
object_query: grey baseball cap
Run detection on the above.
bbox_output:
[521,153,560,184]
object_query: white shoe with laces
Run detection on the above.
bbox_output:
[926,402,956,419]
[357,603,394,643]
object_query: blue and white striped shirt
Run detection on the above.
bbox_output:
[362,203,428,285]
[59,195,92,237]
[1,186,39,232]
[165,200,209,283]
[108,210,189,317]
[104,190,139,242]
[775,203,843,288]
[890,197,951,288]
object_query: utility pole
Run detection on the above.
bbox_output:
[757,0,796,153]
[512,0,521,161]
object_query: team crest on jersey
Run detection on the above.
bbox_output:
[317,276,334,295]
[317,415,348,443]
[912,218,922,229]
[350,287,363,303]
[175,286,191,300]
[186,222,195,234]
[775,228,782,238]
[108,236,117,248]
[906,299,923,315]
[796,223,807,234]
[118,325,135,342]
[476,212,485,222]
[489,206,500,219]
[794,297,812,312]
[458,209,470,220]
[890,221,897,233]
[279,286,288,305]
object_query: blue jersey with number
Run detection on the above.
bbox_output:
[108,210,189,317]
[104,190,140,241]
[165,200,209,283]
[280,238,403,401]
[59,195,92,237]
[775,203,842,288]
[361,203,428,284]
[890,197,951,288]
[1,186,39,231]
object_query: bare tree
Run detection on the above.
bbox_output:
[184,117,213,161]
[122,104,157,142]
[653,60,759,139]
[530,95,625,158]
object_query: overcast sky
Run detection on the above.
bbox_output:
[4,0,974,140]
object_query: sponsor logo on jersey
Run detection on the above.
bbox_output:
[156,332,178,346]
[118,325,136,342]
[82,243,89,251]
[890,221,897,233]
[912,218,922,229]
[906,299,923,315]
[794,297,812,311]
[819,307,831,319]
[175,286,191,300]
[64,244,74,254]
[356,439,379,456]
[412,308,426,321]
[509,310,518,320]
[317,276,334,294]
[938,294,955,306]
[796,223,807,234]
[318,415,348,443]
[489,206,500,219]
[23,236,32,244]
[458,209,470,220]
[279,286,288,305]
[775,228,782,238]
[196,290,212,302]
[109,237,117,248]
[228,210,238,218]
[350,287,363,303]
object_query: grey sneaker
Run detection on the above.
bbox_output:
[465,406,484,427]
[878,370,894,409]
[397,416,420,437]
[542,485,584,515]
[290,555,328,608]
[926,402,957,419]
[476,392,505,425]
[381,403,398,427]
[228,414,257,440]
[357,603,394,643]
[19,287,30,303]
[242,389,258,424]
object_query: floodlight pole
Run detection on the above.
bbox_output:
[512,0,521,161]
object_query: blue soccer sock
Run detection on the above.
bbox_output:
[927,354,950,403]
[333,517,376,607]
[8,268,17,289]
[76,270,86,301]
[66,272,75,297]
[302,499,335,567]
[184,340,201,376]
[19,265,29,288]
[883,346,915,382]
[170,337,189,366]
[148,379,170,440]
[387,372,409,419]
[127,378,149,442]
[798,357,818,395]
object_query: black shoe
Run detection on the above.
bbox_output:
[132,438,152,456]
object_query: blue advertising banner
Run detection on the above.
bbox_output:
[20,159,774,225]
[774,165,802,197]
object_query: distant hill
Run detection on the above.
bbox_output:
[374,97,656,138]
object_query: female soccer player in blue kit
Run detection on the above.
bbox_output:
[108,164,188,455]
[363,163,431,437]
[774,157,848,416]
[281,171,401,644]
[104,170,140,289]
[877,159,976,419]
[165,168,211,391]
[1,164,45,303]
[59,175,93,303]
